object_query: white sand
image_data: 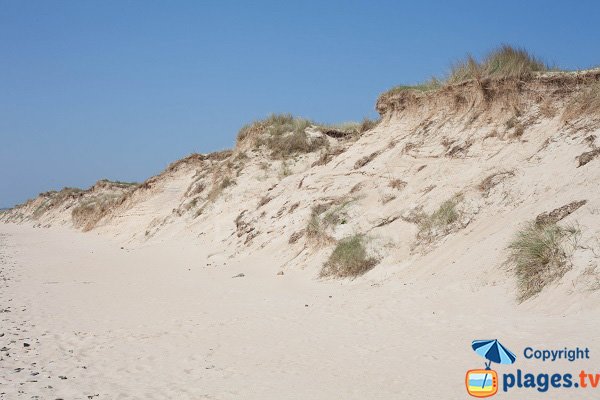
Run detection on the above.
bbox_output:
[1,223,598,399]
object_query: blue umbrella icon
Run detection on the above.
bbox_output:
[471,339,516,389]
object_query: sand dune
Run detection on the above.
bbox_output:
[2,68,600,398]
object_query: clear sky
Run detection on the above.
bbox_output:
[1,0,599,208]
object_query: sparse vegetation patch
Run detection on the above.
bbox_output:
[415,195,464,244]
[320,234,378,278]
[236,113,327,159]
[305,198,352,246]
[563,83,600,122]
[448,45,548,84]
[508,221,578,301]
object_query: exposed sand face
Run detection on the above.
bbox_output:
[1,224,599,399]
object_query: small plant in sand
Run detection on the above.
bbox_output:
[204,176,236,204]
[279,160,292,178]
[305,199,352,246]
[320,234,378,278]
[389,178,407,190]
[508,221,579,302]
[415,195,463,243]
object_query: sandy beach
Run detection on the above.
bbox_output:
[1,223,599,399]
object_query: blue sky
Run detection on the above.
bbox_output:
[1,1,599,208]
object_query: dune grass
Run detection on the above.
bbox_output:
[236,113,327,158]
[448,45,548,83]
[305,199,352,246]
[383,78,443,96]
[320,234,378,278]
[381,45,550,99]
[317,117,380,135]
[508,221,578,301]
[416,196,462,242]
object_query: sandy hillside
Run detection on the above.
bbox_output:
[1,68,600,399]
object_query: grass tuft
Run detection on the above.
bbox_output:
[380,45,549,100]
[320,234,378,278]
[416,196,462,243]
[508,222,578,301]
[236,113,327,158]
[448,45,548,84]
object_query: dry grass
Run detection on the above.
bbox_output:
[478,171,515,196]
[305,213,332,246]
[379,45,549,102]
[383,78,442,97]
[257,195,272,208]
[205,176,236,203]
[71,193,125,231]
[448,45,548,84]
[508,222,578,301]
[320,234,378,278]
[317,117,379,136]
[354,150,382,169]
[305,199,351,246]
[563,83,600,122]
[236,113,326,159]
[389,179,407,190]
[577,148,600,167]
[311,146,345,167]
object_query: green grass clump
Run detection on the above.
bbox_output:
[384,78,442,96]
[380,45,550,100]
[320,234,378,278]
[508,222,578,302]
[448,45,548,84]
[416,197,461,242]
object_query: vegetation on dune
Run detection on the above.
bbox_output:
[508,221,579,302]
[320,234,378,278]
[415,195,463,244]
[447,45,548,83]
[236,113,327,158]
[237,113,312,144]
[236,113,379,159]
[71,193,126,231]
[317,117,380,136]
[383,78,443,97]
[563,82,600,121]
[305,199,352,246]
[380,45,550,99]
